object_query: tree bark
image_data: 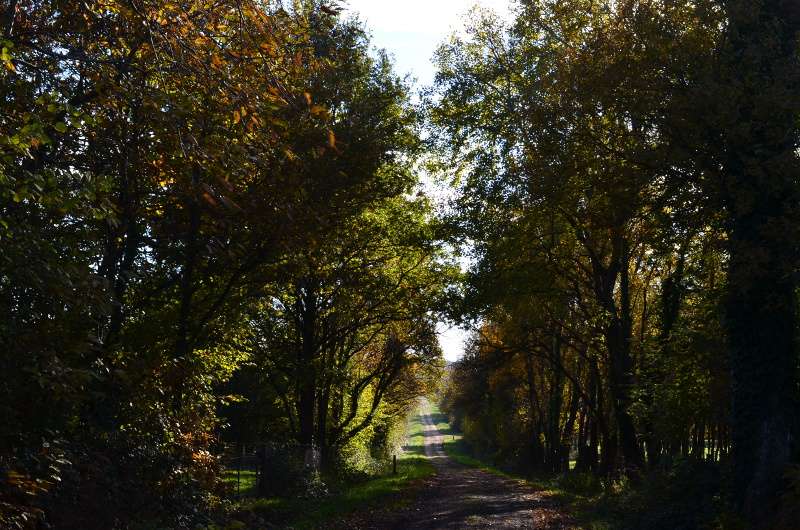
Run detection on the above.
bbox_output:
[297,279,318,449]
[598,237,644,474]
[525,350,545,473]
[316,380,330,466]
[547,331,564,472]
[721,1,800,521]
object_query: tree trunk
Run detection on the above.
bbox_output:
[579,358,600,472]
[316,380,330,466]
[172,164,202,409]
[722,1,800,521]
[599,428,617,477]
[297,279,318,450]
[547,331,564,472]
[604,242,644,474]
[525,350,545,473]
[727,228,797,518]
[643,244,688,468]
[561,383,580,472]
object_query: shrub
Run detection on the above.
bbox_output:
[616,458,722,530]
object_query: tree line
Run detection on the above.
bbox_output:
[434,1,799,528]
[1,1,450,527]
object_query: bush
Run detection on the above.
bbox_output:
[557,471,604,497]
[256,443,312,497]
[615,458,722,530]
[0,429,227,530]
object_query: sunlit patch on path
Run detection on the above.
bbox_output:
[341,400,575,529]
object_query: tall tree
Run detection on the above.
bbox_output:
[232,195,450,467]
[1,0,446,526]
[716,0,800,520]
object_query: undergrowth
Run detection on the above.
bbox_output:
[221,411,435,529]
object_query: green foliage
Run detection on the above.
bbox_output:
[431,0,800,526]
[228,410,434,529]
[1,0,445,527]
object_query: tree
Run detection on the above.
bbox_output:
[229,194,450,470]
[713,0,800,520]
[1,1,446,526]
[431,0,703,474]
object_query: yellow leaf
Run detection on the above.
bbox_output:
[328,130,336,149]
[233,110,241,124]
[310,104,328,117]
[304,92,312,106]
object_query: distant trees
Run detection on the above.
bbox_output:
[1,1,448,527]
[433,0,800,526]
[228,196,447,469]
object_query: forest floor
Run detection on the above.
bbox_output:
[338,400,576,529]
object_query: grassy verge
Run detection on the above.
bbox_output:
[427,403,515,479]
[230,412,435,529]
[426,402,617,530]
[223,469,258,497]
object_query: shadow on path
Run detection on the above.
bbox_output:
[342,399,575,529]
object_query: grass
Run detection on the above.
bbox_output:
[426,402,519,480]
[223,469,258,497]
[230,411,435,529]
[426,401,617,530]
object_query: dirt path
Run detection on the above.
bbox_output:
[350,402,576,529]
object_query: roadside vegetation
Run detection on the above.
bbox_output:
[224,412,435,529]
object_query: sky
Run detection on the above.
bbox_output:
[341,1,514,361]
[343,0,513,87]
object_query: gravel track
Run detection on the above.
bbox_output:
[344,402,576,529]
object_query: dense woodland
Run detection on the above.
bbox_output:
[2,0,800,529]
[436,1,800,529]
[1,1,451,527]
